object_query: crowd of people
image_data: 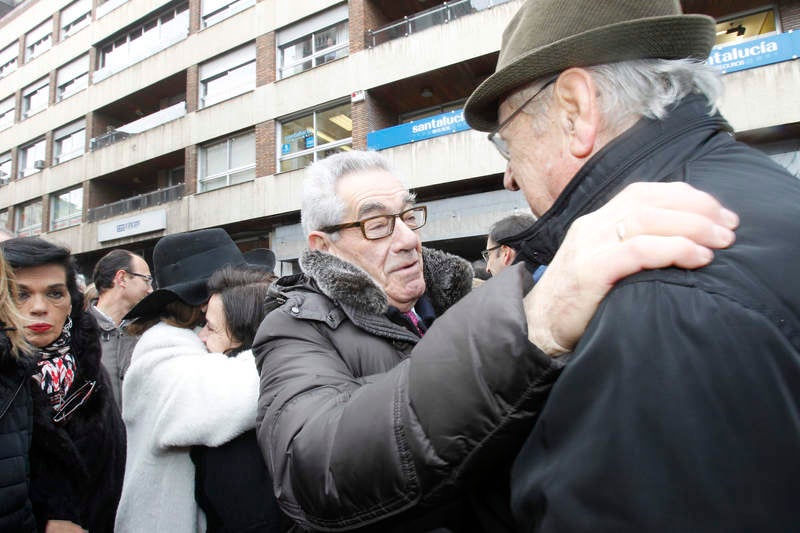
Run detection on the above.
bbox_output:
[1,0,799,532]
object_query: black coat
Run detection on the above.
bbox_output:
[0,333,36,533]
[511,95,800,531]
[29,312,126,533]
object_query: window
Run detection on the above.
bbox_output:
[202,0,255,27]
[278,101,352,172]
[61,0,91,40]
[0,96,13,131]
[18,138,46,178]
[57,55,89,101]
[0,42,18,79]
[0,210,8,231]
[15,200,42,237]
[54,120,86,164]
[97,3,188,76]
[277,4,348,79]
[50,187,83,231]
[198,130,255,192]
[715,8,778,46]
[0,152,11,185]
[199,43,255,108]
[22,78,49,119]
[400,99,466,124]
[25,20,53,62]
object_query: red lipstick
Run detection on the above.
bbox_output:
[27,323,52,333]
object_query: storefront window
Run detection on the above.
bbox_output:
[714,8,777,46]
[278,101,352,172]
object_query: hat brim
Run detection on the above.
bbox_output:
[464,15,715,131]
[123,278,209,322]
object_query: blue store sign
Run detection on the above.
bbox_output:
[706,30,800,74]
[367,109,470,151]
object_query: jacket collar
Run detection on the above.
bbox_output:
[513,94,732,268]
[297,247,473,317]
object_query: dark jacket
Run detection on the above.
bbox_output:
[254,247,563,531]
[511,95,800,531]
[0,333,36,533]
[29,312,126,533]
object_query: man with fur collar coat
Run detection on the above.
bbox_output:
[254,151,735,532]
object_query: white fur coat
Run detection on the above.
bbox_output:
[114,322,259,533]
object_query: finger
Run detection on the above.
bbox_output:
[606,182,739,229]
[600,236,715,281]
[618,206,736,249]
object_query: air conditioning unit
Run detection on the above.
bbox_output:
[33,160,46,169]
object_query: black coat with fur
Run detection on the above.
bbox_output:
[29,312,126,533]
[255,247,561,532]
[0,332,36,532]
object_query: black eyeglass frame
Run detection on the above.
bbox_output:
[487,75,559,160]
[480,244,502,262]
[52,380,96,424]
[319,205,428,241]
[125,270,153,284]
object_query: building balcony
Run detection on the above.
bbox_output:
[90,101,187,151]
[87,182,184,222]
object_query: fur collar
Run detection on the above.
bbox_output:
[299,247,473,316]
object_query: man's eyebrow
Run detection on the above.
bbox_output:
[356,194,417,219]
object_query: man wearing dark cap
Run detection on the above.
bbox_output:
[464,0,800,530]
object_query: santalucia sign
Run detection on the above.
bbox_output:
[706,31,800,74]
[367,109,470,151]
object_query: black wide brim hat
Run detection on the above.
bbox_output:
[464,0,716,131]
[243,248,277,273]
[124,228,246,321]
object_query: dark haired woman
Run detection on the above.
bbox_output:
[0,251,36,532]
[1,237,125,533]
[193,265,285,533]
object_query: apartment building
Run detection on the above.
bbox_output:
[0,0,798,275]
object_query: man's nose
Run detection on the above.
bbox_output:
[29,294,48,314]
[392,215,421,249]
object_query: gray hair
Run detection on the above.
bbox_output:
[511,58,723,136]
[301,150,398,237]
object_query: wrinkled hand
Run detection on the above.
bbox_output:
[526,182,739,356]
[45,520,87,533]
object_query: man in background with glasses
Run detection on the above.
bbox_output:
[89,249,153,408]
[483,212,536,277]
[253,149,737,532]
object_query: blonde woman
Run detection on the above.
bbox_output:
[0,251,35,531]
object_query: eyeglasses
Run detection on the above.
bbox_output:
[488,75,558,160]
[52,380,96,424]
[125,271,153,285]
[319,206,427,240]
[481,244,502,262]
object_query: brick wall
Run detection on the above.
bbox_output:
[256,120,276,176]
[256,32,276,87]
[189,0,202,33]
[779,0,800,31]
[186,64,199,113]
[44,131,53,167]
[351,93,395,150]
[184,145,198,195]
[48,71,57,106]
[41,193,50,233]
[348,0,390,53]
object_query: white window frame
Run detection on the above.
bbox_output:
[277,100,352,172]
[61,0,92,40]
[57,55,89,101]
[202,0,255,28]
[54,120,86,164]
[96,3,188,78]
[15,199,42,237]
[277,4,349,79]
[199,43,256,108]
[50,187,83,231]
[198,130,256,192]
[25,19,53,62]
[0,152,11,185]
[18,137,46,178]
[22,78,49,119]
[0,96,14,131]
[0,42,18,79]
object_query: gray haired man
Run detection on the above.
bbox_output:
[253,148,737,531]
[464,0,800,530]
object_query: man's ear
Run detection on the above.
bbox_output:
[552,68,600,159]
[308,231,331,252]
[501,245,516,266]
[113,269,127,287]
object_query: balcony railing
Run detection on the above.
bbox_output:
[367,0,514,48]
[87,183,184,222]
[90,101,186,151]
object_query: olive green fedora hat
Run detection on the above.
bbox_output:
[464,0,716,131]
